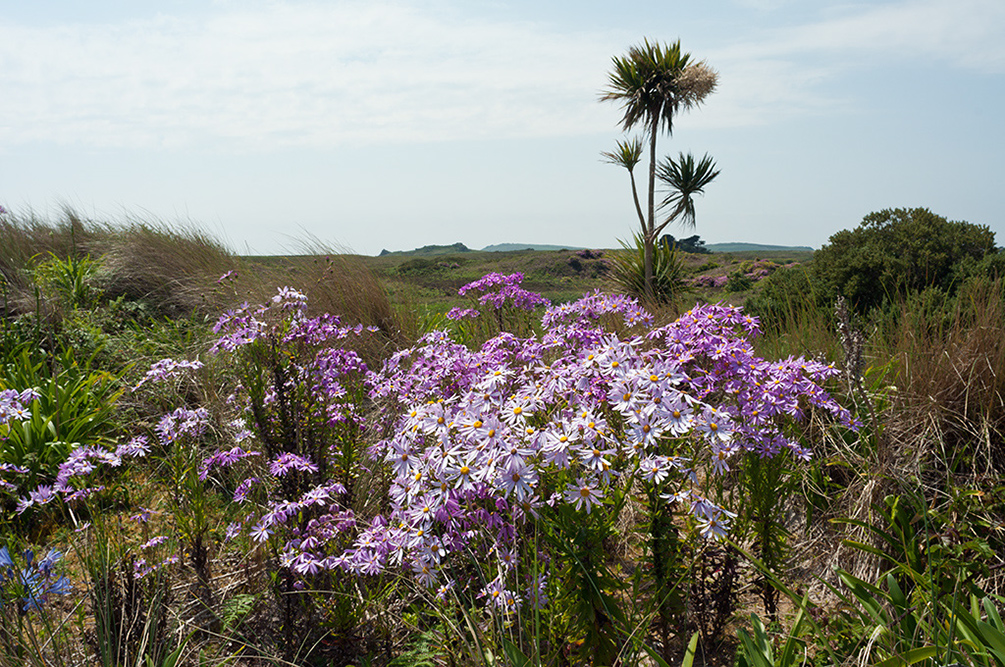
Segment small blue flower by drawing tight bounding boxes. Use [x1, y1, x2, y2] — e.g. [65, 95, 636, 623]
[0, 546, 72, 612]
[38, 550, 62, 576]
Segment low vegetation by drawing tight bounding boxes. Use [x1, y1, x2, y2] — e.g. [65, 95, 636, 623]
[0, 205, 1002, 667]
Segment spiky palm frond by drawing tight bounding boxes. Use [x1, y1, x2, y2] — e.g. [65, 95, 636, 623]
[602, 137, 647, 228]
[657, 152, 720, 229]
[600, 137, 644, 171]
[600, 39, 717, 137]
[609, 232, 686, 305]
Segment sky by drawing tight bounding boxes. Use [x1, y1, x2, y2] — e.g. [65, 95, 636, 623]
[1, 0, 1003, 256]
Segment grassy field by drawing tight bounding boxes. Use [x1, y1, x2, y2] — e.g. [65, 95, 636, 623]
[247, 246, 815, 319]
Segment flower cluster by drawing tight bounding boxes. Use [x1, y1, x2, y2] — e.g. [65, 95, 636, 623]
[332, 293, 852, 608]
[542, 289, 652, 330]
[0, 390, 38, 492]
[457, 272, 550, 311]
[0, 388, 38, 425]
[133, 532, 179, 579]
[9, 279, 851, 622]
[446, 307, 480, 321]
[196, 288, 381, 579]
[156, 407, 210, 444]
[14, 438, 151, 513]
[0, 463, 28, 494]
[132, 358, 204, 391]
[0, 547, 72, 612]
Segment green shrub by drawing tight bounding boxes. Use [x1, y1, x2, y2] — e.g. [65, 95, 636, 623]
[395, 257, 438, 275]
[34, 252, 101, 310]
[813, 207, 996, 313]
[693, 260, 719, 273]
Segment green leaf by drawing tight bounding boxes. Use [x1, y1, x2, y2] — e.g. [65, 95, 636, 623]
[778, 595, 810, 667]
[977, 620, 1005, 657]
[737, 627, 773, 667]
[985, 597, 1005, 632]
[500, 637, 531, 667]
[681, 631, 699, 667]
[642, 644, 674, 667]
[872, 646, 939, 667]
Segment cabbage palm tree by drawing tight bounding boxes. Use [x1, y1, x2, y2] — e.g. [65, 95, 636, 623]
[602, 39, 718, 301]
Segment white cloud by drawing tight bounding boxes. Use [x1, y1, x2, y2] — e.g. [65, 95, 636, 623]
[772, 0, 1005, 71]
[0, 0, 1001, 148]
[0, 1, 617, 150]
[693, 0, 1005, 127]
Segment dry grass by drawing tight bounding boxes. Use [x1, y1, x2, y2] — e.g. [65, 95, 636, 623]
[885, 278, 1005, 478]
[787, 277, 1005, 597]
[251, 240, 401, 330]
[0, 210, 404, 351]
[92, 218, 241, 318]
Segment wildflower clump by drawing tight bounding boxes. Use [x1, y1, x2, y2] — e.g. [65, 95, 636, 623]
[454, 272, 550, 337]
[175, 282, 854, 619]
[349, 293, 853, 608]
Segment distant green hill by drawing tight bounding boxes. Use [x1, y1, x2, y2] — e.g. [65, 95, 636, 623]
[378, 242, 471, 256]
[706, 242, 814, 253]
[480, 243, 585, 252]
[376, 241, 811, 257]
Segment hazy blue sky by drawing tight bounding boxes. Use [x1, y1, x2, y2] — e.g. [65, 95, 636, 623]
[2, 0, 1002, 255]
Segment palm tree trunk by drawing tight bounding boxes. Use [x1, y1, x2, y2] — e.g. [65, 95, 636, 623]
[645, 112, 659, 302]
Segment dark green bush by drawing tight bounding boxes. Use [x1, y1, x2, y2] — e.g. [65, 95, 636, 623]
[813, 207, 995, 313]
